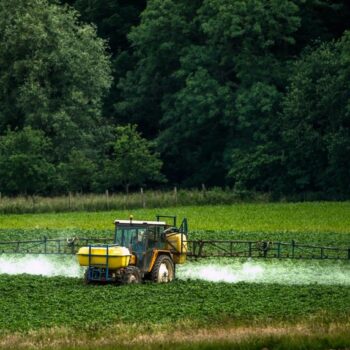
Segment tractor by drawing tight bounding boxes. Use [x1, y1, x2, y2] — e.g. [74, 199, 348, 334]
[76, 215, 188, 284]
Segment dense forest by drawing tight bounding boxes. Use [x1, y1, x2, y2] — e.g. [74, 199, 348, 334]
[0, 0, 350, 198]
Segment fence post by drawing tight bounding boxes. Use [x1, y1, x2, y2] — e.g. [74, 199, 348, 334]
[105, 189, 110, 210]
[123, 195, 127, 210]
[140, 187, 145, 208]
[174, 186, 178, 206]
[68, 192, 72, 210]
[202, 183, 206, 198]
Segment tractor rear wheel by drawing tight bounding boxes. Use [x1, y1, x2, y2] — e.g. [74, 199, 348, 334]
[122, 266, 142, 284]
[151, 255, 175, 283]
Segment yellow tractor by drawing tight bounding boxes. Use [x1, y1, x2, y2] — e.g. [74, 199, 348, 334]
[76, 215, 187, 284]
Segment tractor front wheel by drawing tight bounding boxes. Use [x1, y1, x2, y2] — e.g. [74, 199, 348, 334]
[122, 266, 142, 284]
[151, 255, 175, 283]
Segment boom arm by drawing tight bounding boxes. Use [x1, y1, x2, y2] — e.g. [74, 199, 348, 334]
[1, 237, 349, 260]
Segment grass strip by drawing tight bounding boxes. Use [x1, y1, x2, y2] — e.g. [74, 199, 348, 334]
[1, 321, 349, 350]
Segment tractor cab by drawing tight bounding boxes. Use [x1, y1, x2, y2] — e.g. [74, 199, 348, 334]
[114, 215, 187, 272]
[114, 219, 166, 251]
[114, 218, 167, 270]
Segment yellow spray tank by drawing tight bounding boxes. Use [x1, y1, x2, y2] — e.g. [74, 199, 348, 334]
[77, 246, 131, 269]
[165, 231, 187, 264]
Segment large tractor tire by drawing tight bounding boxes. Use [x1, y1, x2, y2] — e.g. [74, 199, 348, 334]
[122, 266, 142, 284]
[151, 255, 175, 283]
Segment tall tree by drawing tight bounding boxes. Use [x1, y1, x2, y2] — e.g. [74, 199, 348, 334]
[119, 0, 301, 186]
[67, 0, 147, 118]
[0, 128, 55, 195]
[102, 125, 165, 193]
[117, 0, 202, 139]
[197, 0, 301, 191]
[281, 32, 350, 196]
[57, 149, 97, 193]
[0, 0, 112, 160]
[295, 0, 350, 52]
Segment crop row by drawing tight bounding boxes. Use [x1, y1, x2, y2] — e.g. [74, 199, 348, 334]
[0, 274, 349, 333]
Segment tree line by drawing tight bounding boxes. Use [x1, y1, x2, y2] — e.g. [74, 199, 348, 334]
[0, 0, 349, 198]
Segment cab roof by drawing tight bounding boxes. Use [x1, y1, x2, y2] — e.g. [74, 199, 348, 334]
[114, 219, 166, 226]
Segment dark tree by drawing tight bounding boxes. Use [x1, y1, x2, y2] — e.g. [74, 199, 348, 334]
[0, 0, 112, 159]
[281, 32, 350, 196]
[0, 128, 55, 195]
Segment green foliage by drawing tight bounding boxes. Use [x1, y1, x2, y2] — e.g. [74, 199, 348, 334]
[159, 67, 233, 185]
[227, 83, 284, 191]
[0, 0, 112, 160]
[281, 33, 350, 195]
[57, 149, 97, 193]
[201, 0, 300, 191]
[115, 0, 350, 196]
[66, 0, 146, 118]
[103, 125, 165, 192]
[118, 0, 302, 186]
[1, 0, 350, 196]
[0, 128, 55, 195]
[117, 0, 200, 139]
[0, 274, 349, 333]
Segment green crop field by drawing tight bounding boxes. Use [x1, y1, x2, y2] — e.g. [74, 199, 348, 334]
[0, 202, 350, 349]
[1, 202, 350, 232]
[1, 274, 348, 332]
[0, 271, 349, 349]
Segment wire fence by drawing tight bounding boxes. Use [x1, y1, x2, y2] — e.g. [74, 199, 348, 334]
[0, 188, 263, 214]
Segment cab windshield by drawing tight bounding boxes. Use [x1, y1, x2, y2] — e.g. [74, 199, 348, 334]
[115, 226, 146, 247]
[115, 225, 165, 249]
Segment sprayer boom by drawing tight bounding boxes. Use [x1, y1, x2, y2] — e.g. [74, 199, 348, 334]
[1, 237, 349, 261]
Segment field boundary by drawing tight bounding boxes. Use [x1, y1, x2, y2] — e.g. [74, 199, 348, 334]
[0, 189, 268, 214]
[1, 322, 349, 350]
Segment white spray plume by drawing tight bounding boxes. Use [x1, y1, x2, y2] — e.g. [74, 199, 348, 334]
[0, 255, 83, 277]
[0, 255, 349, 286]
[177, 259, 350, 285]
